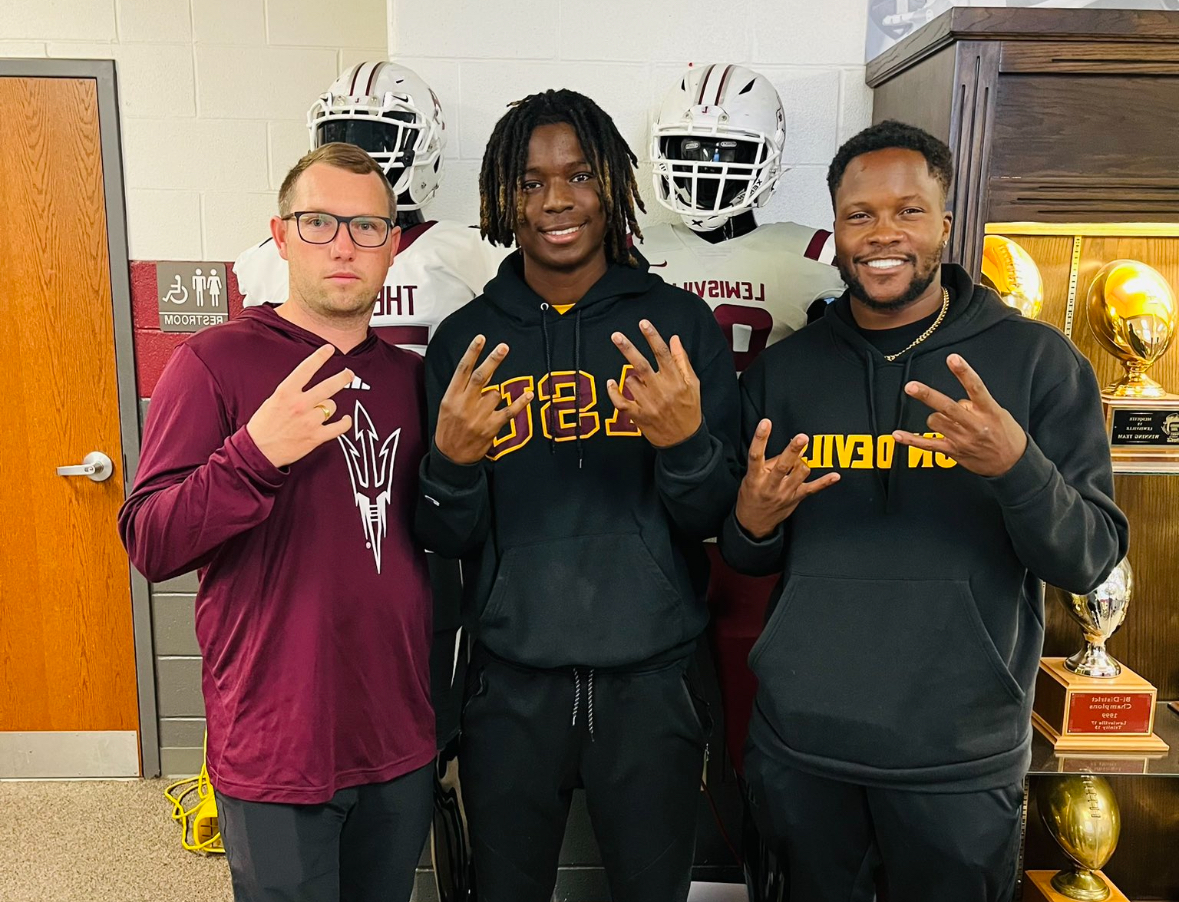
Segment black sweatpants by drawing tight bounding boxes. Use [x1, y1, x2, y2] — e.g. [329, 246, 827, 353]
[460, 649, 710, 902]
[216, 763, 433, 902]
[426, 555, 474, 902]
[745, 745, 1024, 902]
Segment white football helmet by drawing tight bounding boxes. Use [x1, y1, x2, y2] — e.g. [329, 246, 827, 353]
[651, 64, 786, 231]
[307, 61, 446, 211]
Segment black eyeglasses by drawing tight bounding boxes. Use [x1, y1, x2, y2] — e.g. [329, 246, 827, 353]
[282, 211, 395, 248]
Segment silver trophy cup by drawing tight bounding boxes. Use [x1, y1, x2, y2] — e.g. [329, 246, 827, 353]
[1063, 558, 1132, 679]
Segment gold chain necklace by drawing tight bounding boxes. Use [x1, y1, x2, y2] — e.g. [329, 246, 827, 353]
[882, 287, 950, 362]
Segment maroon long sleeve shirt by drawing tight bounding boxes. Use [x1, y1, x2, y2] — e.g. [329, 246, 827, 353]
[119, 306, 434, 803]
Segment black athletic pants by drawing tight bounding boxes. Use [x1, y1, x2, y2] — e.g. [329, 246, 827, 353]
[745, 744, 1023, 902]
[460, 648, 710, 902]
[216, 763, 433, 902]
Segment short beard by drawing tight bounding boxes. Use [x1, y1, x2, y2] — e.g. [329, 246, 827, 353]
[290, 270, 378, 323]
[838, 246, 943, 312]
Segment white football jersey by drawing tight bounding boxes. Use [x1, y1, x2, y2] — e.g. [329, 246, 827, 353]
[638, 221, 846, 371]
[234, 220, 510, 355]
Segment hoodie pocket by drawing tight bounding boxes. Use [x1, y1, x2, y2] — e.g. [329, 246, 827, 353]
[751, 574, 1025, 770]
[479, 534, 684, 668]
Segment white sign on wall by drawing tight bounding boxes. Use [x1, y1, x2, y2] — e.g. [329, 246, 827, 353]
[866, 0, 1179, 61]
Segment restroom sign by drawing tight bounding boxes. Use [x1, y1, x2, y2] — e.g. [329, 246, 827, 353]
[157, 262, 230, 332]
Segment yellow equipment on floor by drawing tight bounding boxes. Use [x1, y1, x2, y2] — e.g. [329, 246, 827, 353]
[163, 734, 224, 854]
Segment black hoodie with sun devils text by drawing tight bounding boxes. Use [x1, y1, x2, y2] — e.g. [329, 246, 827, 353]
[415, 250, 741, 671]
[721, 263, 1129, 792]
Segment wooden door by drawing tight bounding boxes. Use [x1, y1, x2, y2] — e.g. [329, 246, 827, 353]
[0, 74, 141, 776]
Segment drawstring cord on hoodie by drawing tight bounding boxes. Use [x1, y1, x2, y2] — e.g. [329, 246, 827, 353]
[865, 343, 919, 513]
[574, 309, 584, 468]
[571, 667, 595, 739]
[538, 302, 587, 468]
[540, 303, 555, 455]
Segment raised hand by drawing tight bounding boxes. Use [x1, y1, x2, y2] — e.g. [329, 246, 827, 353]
[246, 344, 355, 468]
[605, 320, 702, 448]
[735, 422, 840, 539]
[893, 354, 1027, 477]
[434, 335, 534, 465]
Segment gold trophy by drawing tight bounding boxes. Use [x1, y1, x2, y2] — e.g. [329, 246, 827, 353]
[981, 235, 1044, 319]
[1032, 558, 1167, 754]
[1086, 259, 1179, 472]
[1025, 774, 1127, 902]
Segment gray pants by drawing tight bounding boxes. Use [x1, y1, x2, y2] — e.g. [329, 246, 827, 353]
[216, 763, 433, 902]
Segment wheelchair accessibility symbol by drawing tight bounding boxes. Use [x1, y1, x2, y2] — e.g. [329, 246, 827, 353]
[161, 274, 189, 305]
[156, 261, 230, 333]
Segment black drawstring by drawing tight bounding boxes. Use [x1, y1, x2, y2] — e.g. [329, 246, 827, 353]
[865, 353, 889, 506]
[574, 309, 584, 469]
[886, 356, 917, 514]
[540, 303, 555, 454]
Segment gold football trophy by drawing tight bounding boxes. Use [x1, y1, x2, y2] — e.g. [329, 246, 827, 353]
[1086, 259, 1179, 471]
[1033, 558, 1167, 754]
[1025, 774, 1126, 902]
[981, 235, 1044, 319]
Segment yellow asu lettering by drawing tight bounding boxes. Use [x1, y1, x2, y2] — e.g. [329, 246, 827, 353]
[484, 365, 641, 459]
[539, 371, 600, 441]
[804, 434, 956, 470]
[605, 365, 642, 437]
[483, 375, 535, 461]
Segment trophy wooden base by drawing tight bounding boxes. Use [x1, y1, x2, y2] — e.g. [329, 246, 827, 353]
[1103, 394, 1179, 474]
[1024, 870, 1129, 902]
[1032, 658, 1169, 753]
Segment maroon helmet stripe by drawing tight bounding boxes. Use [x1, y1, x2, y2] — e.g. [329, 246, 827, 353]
[714, 64, 735, 104]
[348, 63, 364, 94]
[696, 64, 716, 104]
[804, 229, 833, 261]
[365, 60, 384, 95]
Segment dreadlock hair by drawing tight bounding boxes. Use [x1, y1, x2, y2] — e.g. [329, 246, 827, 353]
[479, 88, 645, 266]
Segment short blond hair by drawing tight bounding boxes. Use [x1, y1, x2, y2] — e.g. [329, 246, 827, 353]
[278, 143, 398, 218]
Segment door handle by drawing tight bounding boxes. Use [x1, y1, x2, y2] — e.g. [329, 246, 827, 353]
[56, 451, 114, 483]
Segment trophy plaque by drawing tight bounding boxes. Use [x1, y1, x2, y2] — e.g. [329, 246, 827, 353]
[1025, 774, 1127, 902]
[1032, 559, 1168, 753]
[1085, 259, 1179, 473]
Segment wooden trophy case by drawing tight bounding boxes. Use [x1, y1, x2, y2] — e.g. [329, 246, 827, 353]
[869, 8, 1179, 899]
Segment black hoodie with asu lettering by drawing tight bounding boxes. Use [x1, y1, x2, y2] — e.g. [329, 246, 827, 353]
[415, 250, 741, 671]
[721, 263, 1129, 792]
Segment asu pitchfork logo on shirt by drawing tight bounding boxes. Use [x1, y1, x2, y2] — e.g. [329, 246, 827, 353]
[338, 402, 401, 573]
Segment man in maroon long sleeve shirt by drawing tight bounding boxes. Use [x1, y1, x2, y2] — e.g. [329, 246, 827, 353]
[119, 143, 435, 902]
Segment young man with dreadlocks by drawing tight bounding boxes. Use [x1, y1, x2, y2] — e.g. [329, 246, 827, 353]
[415, 89, 741, 902]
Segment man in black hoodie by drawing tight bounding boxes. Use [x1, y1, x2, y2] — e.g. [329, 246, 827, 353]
[720, 121, 1129, 902]
[414, 90, 741, 902]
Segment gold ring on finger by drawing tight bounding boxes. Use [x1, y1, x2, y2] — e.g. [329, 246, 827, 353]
[315, 403, 331, 422]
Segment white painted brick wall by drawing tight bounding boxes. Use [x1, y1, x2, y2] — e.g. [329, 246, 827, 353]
[1, 0, 871, 256]
[0, 0, 389, 260]
[389, 0, 873, 233]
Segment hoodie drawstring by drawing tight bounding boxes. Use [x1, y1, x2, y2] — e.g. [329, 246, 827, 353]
[571, 667, 595, 739]
[885, 356, 917, 513]
[864, 353, 890, 505]
[574, 309, 584, 469]
[539, 303, 586, 466]
[540, 303, 555, 455]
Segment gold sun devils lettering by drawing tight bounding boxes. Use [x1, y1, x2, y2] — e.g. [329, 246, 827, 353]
[802, 434, 957, 470]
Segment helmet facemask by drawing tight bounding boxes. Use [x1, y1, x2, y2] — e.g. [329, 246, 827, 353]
[307, 78, 444, 211]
